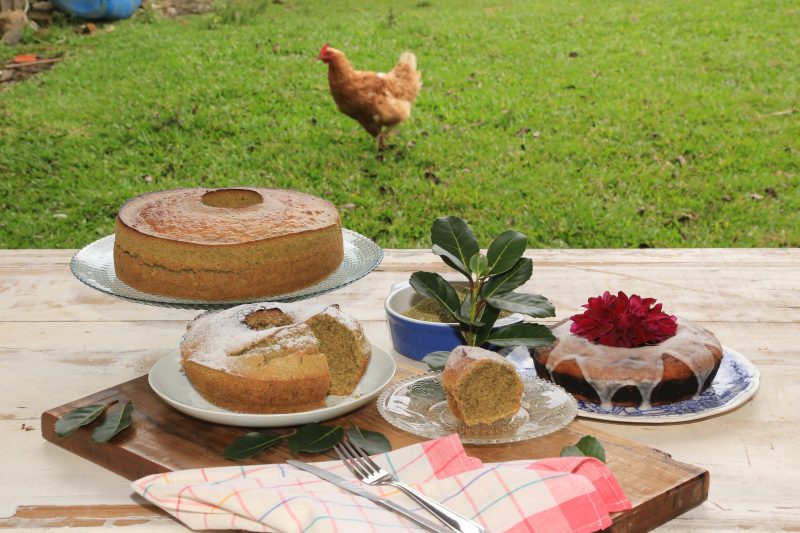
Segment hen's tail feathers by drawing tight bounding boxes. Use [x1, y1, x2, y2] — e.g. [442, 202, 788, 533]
[398, 51, 417, 71]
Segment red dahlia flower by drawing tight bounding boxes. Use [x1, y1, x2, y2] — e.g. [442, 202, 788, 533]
[569, 291, 677, 348]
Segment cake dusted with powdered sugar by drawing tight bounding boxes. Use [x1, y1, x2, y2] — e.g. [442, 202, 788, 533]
[180, 302, 371, 413]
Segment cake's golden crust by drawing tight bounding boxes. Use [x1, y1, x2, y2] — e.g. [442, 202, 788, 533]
[118, 187, 341, 243]
[183, 357, 330, 414]
[113, 187, 344, 300]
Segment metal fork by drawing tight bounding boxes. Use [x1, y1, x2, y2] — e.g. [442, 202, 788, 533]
[334, 441, 488, 533]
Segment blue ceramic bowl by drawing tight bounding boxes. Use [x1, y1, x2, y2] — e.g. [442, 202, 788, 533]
[385, 282, 523, 361]
[52, 0, 141, 20]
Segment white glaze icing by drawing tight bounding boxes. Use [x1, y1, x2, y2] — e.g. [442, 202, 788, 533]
[544, 318, 721, 409]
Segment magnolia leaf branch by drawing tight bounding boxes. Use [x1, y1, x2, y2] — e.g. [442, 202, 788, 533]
[411, 217, 556, 358]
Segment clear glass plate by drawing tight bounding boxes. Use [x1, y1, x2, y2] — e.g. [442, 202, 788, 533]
[377, 373, 577, 445]
[70, 229, 383, 309]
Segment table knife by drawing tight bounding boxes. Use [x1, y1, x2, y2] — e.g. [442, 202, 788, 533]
[286, 459, 447, 533]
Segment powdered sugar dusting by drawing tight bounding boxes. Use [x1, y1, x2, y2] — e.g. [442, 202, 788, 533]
[450, 345, 516, 368]
[318, 304, 361, 330]
[181, 301, 360, 372]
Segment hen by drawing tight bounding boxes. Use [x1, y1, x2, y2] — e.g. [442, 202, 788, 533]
[318, 44, 422, 152]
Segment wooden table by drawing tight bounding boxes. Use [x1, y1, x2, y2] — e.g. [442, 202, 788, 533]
[0, 248, 798, 532]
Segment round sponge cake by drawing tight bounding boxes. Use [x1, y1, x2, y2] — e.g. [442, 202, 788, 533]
[532, 318, 723, 409]
[114, 187, 343, 300]
[180, 302, 372, 414]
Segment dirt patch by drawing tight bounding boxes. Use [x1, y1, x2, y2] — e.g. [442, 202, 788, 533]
[0, 0, 212, 87]
[1, 55, 63, 85]
[147, 0, 214, 17]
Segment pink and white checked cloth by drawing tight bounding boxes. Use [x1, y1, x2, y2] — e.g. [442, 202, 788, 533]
[132, 434, 630, 532]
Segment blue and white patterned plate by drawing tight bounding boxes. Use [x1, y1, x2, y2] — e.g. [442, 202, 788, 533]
[569, 347, 759, 423]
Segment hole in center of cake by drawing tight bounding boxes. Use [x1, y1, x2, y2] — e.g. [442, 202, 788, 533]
[201, 189, 263, 208]
[244, 308, 293, 330]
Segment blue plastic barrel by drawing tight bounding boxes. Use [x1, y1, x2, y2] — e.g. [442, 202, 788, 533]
[52, 0, 141, 20]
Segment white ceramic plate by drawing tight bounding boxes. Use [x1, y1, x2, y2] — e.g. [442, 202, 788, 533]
[70, 229, 382, 310]
[574, 347, 759, 423]
[148, 344, 396, 427]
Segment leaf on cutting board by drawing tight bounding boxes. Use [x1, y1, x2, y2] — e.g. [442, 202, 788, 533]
[560, 435, 607, 463]
[288, 423, 344, 454]
[223, 431, 284, 461]
[55, 401, 115, 438]
[90, 401, 134, 443]
[346, 425, 391, 455]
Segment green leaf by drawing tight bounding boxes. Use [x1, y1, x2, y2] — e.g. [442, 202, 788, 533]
[486, 230, 527, 275]
[346, 426, 392, 455]
[422, 351, 450, 370]
[90, 402, 134, 443]
[55, 403, 111, 438]
[575, 435, 607, 463]
[288, 423, 344, 454]
[433, 244, 471, 278]
[460, 289, 474, 321]
[431, 217, 480, 276]
[481, 258, 533, 298]
[485, 292, 556, 318]
[560, 435, 607, 463]
[468, 253, 488, 277]
[223, 431, 283, 460]
[483, 322, 555, 347]
[560, 445, 585, 457]
[474, 304, 501, 347]
[409, 272, 481, 326]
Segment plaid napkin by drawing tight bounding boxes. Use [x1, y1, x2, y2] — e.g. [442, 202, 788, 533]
[132, 434, 630, 532]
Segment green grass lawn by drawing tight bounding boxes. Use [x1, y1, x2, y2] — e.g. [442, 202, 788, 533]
[1, 0, 798, 249]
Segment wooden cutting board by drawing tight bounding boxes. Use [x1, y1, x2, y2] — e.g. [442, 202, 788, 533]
[41, 367, 708, 532]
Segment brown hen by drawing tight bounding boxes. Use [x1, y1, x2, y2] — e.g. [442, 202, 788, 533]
[318, 44, 422, 152]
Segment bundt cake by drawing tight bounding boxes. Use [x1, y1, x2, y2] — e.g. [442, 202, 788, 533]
[532, 292, 724, 409]
[442, 345, 524, 426]
[114, 187, 344, 300]
[180, 302, 372, 413]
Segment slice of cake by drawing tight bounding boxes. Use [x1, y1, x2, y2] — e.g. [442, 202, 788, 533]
[442, 345, 524, 426]
[302, 306, 371, 395]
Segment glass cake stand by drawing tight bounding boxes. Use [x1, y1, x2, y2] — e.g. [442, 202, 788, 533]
[377, 373, 577, 445]
[70, 228, 383, 310]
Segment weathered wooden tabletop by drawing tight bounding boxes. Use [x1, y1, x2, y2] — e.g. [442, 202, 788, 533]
[0, 248, 798, 532]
